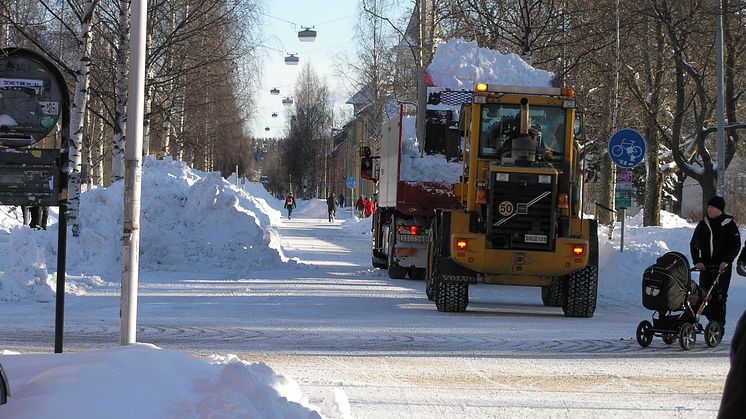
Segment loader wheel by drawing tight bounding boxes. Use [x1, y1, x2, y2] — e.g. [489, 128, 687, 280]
[679, 323, 696, 350]
[435, 282, 469, 312]
[704, 321, 722, 348]
[541, 277, 565, 307]
[562, 265, 598, 318]
[636, 320, 653, 348]
[387, 226, 408, 279]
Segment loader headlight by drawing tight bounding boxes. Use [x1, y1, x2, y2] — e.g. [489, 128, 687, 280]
[538, 175, 552, 184]
[495, 173, 509, 182]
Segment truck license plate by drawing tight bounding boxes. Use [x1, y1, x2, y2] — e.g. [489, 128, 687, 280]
[399, 234, 428, 243]
[524, 234, 547, 243]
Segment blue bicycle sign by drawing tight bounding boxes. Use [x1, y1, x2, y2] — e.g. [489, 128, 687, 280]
[608, 129, 646, 168]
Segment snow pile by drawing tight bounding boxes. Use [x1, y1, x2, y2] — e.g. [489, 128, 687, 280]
[0, 157, 289, 302]
[427, 38, 556, 89]
[340, 213, 372, 236]
[399, 115, 462, 183]
[0, 226, 54, 302]
[597, 210, 708, 301]
[0, 344, 349, 419]
[293, 199, 330, 219]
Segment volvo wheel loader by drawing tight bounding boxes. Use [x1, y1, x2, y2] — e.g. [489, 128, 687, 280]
[426, 83, 599, 317]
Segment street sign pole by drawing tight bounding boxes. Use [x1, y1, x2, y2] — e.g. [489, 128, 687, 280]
[608, 128, 646, 253]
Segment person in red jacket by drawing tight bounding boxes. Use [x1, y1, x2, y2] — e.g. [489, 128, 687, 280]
[363, 197, 374, 217]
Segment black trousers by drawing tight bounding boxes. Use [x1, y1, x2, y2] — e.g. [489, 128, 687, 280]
[699, 268, 732, 325]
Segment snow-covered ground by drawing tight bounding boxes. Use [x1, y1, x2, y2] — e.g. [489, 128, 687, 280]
[0, 157, 743, 418]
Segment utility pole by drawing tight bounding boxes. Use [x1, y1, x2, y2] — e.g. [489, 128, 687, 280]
[415, 0, 427, 153]
[120, 0, 148, 346]
[715, 0, 725, 197]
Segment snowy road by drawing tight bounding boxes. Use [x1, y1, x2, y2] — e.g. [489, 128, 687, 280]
[1, 212, 731, 418]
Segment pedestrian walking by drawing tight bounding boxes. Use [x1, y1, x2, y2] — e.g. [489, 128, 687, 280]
[690, 195, 741, 333]
[326, 193, 337, 223]
[284, 193, 296, 219]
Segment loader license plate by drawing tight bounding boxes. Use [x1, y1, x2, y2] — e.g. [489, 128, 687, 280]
[524, 234, 547, 244]
[399, 234, 428, 243]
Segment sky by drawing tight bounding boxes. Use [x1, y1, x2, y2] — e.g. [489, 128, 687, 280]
[250, 0, 363, 138]
[0, 38, 743, 418]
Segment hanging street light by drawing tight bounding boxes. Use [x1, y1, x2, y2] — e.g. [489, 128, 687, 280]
[270, 87, 280, 95]
[298, 27, 317, 42]
[284, 53, 299, 65]
[264, 127, 270, 131]
[271, 112, 278, 118]
[282, 97, 293, 105]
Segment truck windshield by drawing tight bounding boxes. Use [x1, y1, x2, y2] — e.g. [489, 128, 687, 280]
[479, 104, 566, 159]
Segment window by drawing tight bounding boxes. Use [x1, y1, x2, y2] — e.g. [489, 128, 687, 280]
[478, 104, 566, 160]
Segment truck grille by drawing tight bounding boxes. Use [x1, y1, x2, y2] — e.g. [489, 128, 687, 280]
[486, 172, 556, 251]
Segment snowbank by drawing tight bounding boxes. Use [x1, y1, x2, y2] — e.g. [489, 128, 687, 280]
[0, 344, 349, 419]
[0, 157, 290, 302]
[427, 38, 556, 89]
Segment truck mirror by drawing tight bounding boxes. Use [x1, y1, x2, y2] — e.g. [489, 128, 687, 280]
[574, 111, 585, 141]
[361, 156, 374, 180]
[359, 146, 371, 157]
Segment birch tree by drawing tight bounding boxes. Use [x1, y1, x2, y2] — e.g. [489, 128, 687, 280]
[67, 0, 99, 237]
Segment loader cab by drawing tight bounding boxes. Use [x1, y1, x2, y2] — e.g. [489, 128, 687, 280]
[477, 103, 567, 163]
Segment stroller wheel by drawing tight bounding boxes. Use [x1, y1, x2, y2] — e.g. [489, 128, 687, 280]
[679, 323, 696, 350]
[636, 320, 653, 347]
[662, 334, 677, 345]
[704, 321, 723, 348]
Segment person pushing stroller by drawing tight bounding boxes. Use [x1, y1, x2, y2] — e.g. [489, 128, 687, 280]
[690, 196, 741, 334]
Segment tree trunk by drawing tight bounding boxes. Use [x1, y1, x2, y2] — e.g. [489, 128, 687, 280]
[67, 0, 98, 237]
[642, 123, 662, 226]
[111, 0, 129, 183]
[142, 33, 154, 159]
[672, 174, 684, 216]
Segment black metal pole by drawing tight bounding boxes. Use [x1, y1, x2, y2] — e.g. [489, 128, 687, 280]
[54, 200, 68, 353]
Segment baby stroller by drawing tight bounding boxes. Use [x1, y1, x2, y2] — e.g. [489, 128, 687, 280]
[635, 251, 724, 351]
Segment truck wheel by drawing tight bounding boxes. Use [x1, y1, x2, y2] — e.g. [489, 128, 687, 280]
[435, 282, 469, 312]
[410, 268, 426, 280]
[372, 252, 389, 269]
[541, 277, 564, 307]
[562, 265, 598, 318]
[387, 226, 408, 279]
[0, 361, 8, 405]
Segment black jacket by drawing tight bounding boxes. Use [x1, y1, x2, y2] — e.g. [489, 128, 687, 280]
[690, 213, 741, 268]
[719, 310, 746, 418]
[326, 196, 337, 211]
